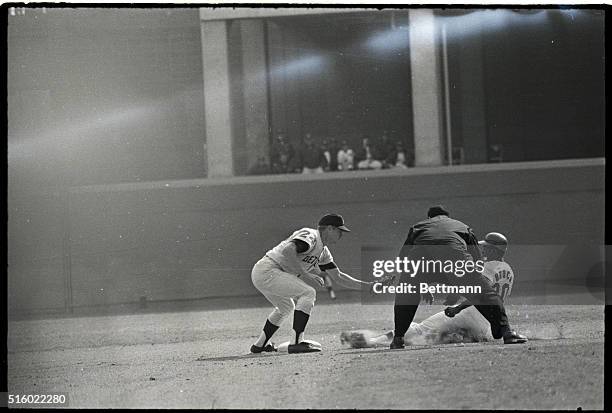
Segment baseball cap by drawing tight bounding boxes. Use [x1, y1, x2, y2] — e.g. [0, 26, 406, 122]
[318, 213, 351, 232]
[478, 232, 508, 253]
[427, 205, 450, 218]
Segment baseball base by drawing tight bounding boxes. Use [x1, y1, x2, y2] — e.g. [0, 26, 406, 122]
[277, 339, 322, 352]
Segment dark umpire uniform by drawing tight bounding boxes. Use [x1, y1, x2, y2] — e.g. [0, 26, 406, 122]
[391, 205, 527, 348]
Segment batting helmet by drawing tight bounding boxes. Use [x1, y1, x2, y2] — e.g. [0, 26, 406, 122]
[478, 232, 508, 254]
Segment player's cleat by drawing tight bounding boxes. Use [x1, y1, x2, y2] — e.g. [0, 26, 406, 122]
[250, 343, 278, 353]
[503, 331, 528, 344]
[287, 341, 322, 354]
[390, 336, 405, 349]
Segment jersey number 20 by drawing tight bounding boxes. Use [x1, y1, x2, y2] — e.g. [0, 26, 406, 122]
[492, 283, 510, 301]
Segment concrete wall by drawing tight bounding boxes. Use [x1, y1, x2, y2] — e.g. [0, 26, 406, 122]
[7, 159, 604, 315]
[8, 189, 67, 313]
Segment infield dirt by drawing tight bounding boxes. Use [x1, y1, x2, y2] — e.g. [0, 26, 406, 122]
[7, 301, 604, 409]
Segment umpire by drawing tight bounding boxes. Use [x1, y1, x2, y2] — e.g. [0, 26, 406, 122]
[391, 205, 527, 349]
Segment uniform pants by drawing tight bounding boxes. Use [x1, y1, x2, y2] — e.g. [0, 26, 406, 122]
[251, 256, 316, 327]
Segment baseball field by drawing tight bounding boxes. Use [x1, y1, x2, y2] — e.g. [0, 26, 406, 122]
[7, 293, 604, 409]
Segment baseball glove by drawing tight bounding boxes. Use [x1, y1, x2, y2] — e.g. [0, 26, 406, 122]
[377, 272, 398, 286]
[444, 306, 460, 317]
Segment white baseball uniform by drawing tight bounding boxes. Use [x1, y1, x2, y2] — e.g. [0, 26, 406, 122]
[252, 228, 333, 326]
[405, 259, 515, 343]
[343, 259, 516, 347]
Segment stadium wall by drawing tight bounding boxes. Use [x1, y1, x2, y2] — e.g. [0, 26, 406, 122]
[7, 159, 604, 316]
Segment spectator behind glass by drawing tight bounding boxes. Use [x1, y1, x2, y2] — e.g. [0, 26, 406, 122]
[488, 144, 503, 162]
[327, 138, 340, 172]
[374, 130, 395, 169]
[356, 137, 382, 170]
[270, 133, 295, 174]
[321, 138, 331, 172]
[248, 156, 271, 175]
[390, 141, 409, 169]
[298, 133, 327, 174]
[353, 135, 368, 165]
[337, 140, 354, 171]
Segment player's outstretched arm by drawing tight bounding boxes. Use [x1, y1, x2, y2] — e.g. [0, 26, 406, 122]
[324, 267, 372, 290]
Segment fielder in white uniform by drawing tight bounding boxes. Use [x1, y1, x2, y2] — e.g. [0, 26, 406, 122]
[341, 232, 515, 347]
[251, 213, 374, 354]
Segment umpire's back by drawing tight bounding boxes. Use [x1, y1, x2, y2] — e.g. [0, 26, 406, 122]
[403, 205, 482, 262]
